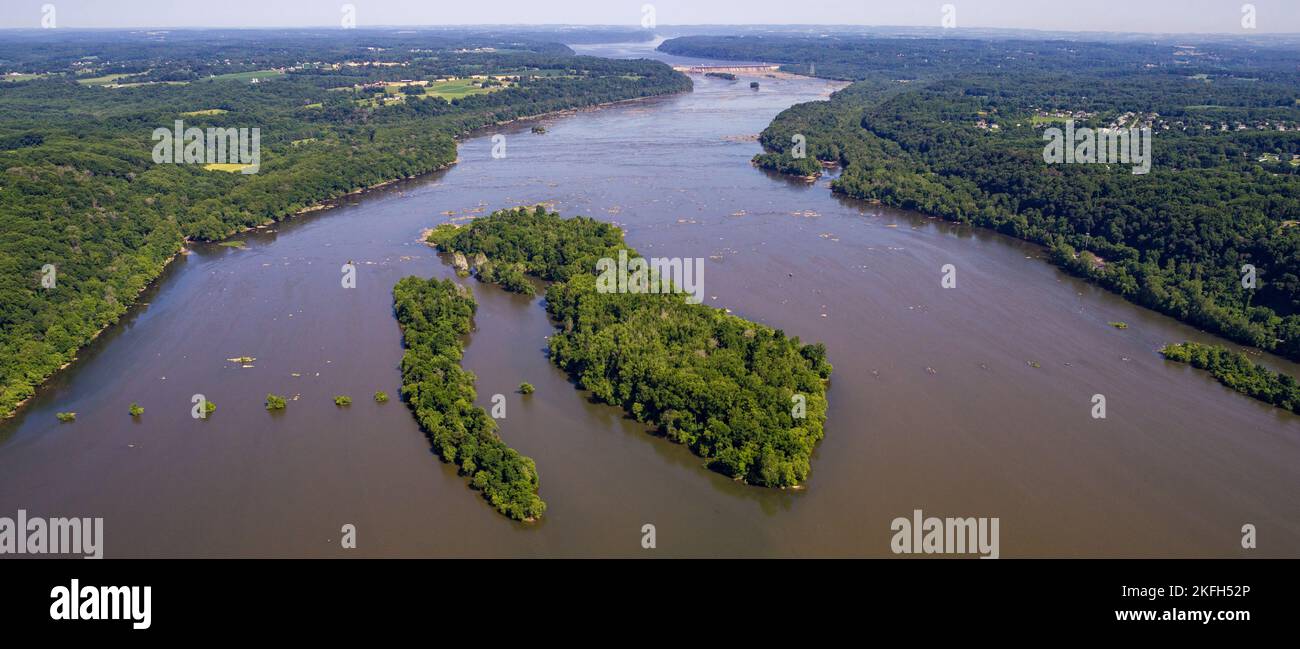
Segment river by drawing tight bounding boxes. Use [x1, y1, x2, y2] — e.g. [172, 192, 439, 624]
[0, 41, 1295, 558]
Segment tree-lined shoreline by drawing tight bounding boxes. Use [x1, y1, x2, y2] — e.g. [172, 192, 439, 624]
[0, 33, 691, 419]
[660, 35, 1300, 379]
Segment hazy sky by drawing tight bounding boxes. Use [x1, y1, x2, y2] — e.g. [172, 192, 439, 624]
[4, 0, 1298, 34]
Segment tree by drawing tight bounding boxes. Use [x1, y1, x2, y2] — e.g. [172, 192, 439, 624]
[265, 394, 287, 410]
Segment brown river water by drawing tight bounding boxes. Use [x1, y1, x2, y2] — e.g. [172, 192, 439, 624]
[0, 42, 1296, 557]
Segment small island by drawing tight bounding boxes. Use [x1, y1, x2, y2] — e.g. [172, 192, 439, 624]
[1161, 342, 1300, 414]
[392, 276, 546, 521]
[752, 151, 821, 179]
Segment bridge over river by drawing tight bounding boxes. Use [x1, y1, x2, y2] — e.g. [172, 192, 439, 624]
[672, 64, 781, 74]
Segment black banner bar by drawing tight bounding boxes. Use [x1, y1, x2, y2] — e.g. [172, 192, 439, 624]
[0, 559, 1289, 638]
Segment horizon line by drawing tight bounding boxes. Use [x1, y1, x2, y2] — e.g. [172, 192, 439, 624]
[0, 24, 1297, 38]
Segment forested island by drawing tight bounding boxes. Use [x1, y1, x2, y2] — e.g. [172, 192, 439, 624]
[428, 207, 833, 487]
[0, 30, 691, 418]
[393, 275, 545, 521]
[660, 35, 1300, 371]
[1161, 342, 1300, 414]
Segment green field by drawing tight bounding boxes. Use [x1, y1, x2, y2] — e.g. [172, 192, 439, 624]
[180, 108, 228, 116]
[357, 78, 510, 107]
[113, 81, 189, 88]
[203, 163, 256, 173]
[506, 68, 577, 78]
[77, 73, 132, 85]
[424, 78, 509, 100]
[209, 69, 285, 82]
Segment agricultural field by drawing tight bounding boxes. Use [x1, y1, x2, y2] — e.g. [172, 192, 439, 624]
[426, 78, 510, 99]
[76, 72, 133, 85]
[1, 72, 45, 82]
[356, 78, 513, 107]
[202, 163, 256, 173]
[208, 69, 285, 81]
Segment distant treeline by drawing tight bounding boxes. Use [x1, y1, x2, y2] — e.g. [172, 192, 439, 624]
[430, 207, 833, 487]
[0, 28, 658, 77]
[393, 276, 545, 521]
[658, 34, 1300, 82]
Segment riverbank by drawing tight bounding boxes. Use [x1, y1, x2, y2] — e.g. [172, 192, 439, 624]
[0, 87, 690, 422]
[2, 247, 184, 420]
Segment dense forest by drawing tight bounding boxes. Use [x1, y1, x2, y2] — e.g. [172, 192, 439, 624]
[1161, 342, 1300, 414]
[393, 275, 545, 521]
[658, 34, 1300, 82]
[0, 30, 691, 418]
[662, 35, 1300, 366]
[430, 207, 833, 487]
